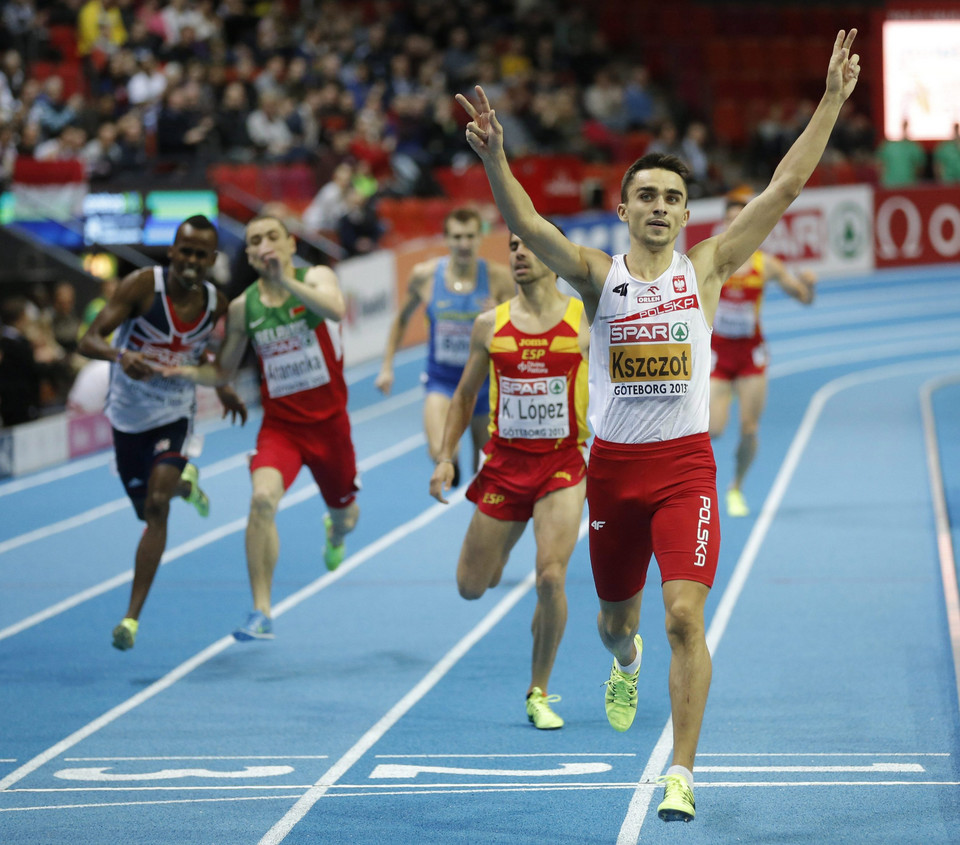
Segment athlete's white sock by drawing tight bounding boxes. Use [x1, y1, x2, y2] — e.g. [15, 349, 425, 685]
[666, 764, 694, 789]
[616, 643, 641, 675]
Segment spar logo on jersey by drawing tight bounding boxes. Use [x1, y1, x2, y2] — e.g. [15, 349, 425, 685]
[672, 275, 687, 293]
[670, 322, 689, 342]
[637, 285, 661, 304]
[610, 322, 669, 344]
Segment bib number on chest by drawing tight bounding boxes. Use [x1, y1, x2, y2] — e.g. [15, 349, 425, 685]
[498, 376, 570, 439]
[261, 332, 331, 398]
[713, 301, 757, 338]
[434, 319, 472, 366]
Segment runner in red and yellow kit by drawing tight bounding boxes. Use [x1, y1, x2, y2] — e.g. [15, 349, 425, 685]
[709, 197, 815, 517]
[429, 230, 590, 730]
[169, 214, 359, 642]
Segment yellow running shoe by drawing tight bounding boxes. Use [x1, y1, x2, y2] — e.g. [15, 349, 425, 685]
[657, 773, 696, 822]
[525, 687, 564, 729]
[323, 513, 345, 571]
[112, 617, 138, 651]
[726, 487, 749, 518]
[181, 463, 210, 518]
[604, 634, 642, 732]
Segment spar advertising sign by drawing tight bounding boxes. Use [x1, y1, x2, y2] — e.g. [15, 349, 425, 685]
[558, 185, 874, 278]
[874, 186, 960, 268]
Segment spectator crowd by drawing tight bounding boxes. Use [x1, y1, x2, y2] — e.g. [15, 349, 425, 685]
[1, 0, 959, 427]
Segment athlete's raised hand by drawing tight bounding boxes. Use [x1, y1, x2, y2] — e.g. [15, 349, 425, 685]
[825, 29, 860, 101]
[455, 85, 504, 161]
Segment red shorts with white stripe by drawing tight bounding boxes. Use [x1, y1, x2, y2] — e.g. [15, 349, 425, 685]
[587, 432, 719, 601]
[710, 334, 768, 381]
[250, 410, 359, 508]
[467, 441, 586, 522]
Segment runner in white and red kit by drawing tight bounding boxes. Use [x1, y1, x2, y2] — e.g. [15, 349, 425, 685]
[457, 29, 861, 822]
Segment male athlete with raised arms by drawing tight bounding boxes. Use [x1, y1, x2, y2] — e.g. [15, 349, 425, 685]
[457, 30, 860, 822]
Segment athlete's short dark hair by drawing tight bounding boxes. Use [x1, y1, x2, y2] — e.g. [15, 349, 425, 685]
[176, 215, 218, 243]
[620, 154, 691, 204]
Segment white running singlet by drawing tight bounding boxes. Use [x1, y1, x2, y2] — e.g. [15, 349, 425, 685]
[588, 252, 712, 444]
[106, 267, 218, 433]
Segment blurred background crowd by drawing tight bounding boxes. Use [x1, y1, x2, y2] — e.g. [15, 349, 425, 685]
[2, 0, 959, 427]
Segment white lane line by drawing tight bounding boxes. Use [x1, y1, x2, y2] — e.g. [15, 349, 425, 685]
[373, 753, 638, 758]
[766, 296, 960, 333]
[11, 778, 960, 814]
[920, 373, 960, 714]
[695, 764, 924, 773]
[0, 472, 466, 794]
[348, 387, 421, 424]
[258, 517, 589, 845]
[0, 452, 250, 558]
[0, 433, 424, 644]
[769, 334, 960, 378]
[0, 394, 423, 558]
[1, 794, 307, 813]
[64, 756, 330, 761]
[771, 318, 960, 356]
[616, 356, 960, 844]
[696, 752, 950, 757]
[0, 453, 114, 497]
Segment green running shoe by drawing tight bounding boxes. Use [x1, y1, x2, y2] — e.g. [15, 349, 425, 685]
[657, 774, 696, 823]
[323, 513, 345, 571]
[525, 687, 564, 729]
[181, 463, 209, 518]
[112, 617, 138, 651]
[726, 487, 749, 517]
[604, 634, 642, 732]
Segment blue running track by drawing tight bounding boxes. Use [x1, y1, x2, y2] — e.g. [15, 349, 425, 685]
[1, 264, 959, 844]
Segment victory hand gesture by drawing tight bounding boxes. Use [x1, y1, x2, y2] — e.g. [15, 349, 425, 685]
[455, 85, 504, 160]
[825, 29, 860, 101]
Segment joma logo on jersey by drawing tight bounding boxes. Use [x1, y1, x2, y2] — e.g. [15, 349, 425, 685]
[482, 493, 505, 505]
[610, 323, 669, 344]
[519, 338, 548, 347]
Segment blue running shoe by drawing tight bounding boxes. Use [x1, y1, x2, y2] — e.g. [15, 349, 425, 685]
[233, 610, 274, 641]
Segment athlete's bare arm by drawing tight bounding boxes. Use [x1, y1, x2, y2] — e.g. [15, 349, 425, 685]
[456, 86, 611, 321]
[375, 259, 436, 395]
[690, 29, 860, 322]
[78, 268, 158, 380]
[764, 254, 816, 304]
[162, 295, 249, 386]
[272, 261, 346, 321]
[429, 308, 496, 503]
